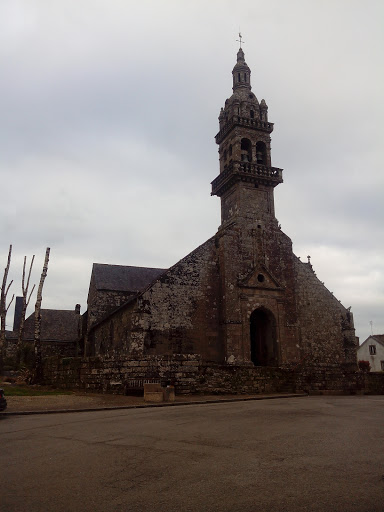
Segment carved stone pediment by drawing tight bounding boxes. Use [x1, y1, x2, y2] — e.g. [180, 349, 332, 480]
[239, 264, 284, 291]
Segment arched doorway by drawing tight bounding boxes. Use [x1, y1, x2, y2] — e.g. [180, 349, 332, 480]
[250, 308, 278, 366]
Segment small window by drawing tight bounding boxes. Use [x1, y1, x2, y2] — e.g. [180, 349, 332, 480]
[250, 110, 254, 119]
[244, 73, 247, 82]
[257, 274, 265, 283]
[369, 345, 376, 355]
[381, 361, 384, 371]
[238, 73, 241, 81]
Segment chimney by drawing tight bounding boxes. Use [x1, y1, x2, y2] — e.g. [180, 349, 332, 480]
[75, 304, 81, 314]
[13, 296, 23, 332]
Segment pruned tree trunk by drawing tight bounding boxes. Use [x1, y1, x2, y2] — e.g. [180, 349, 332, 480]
[33, 248, 50, 383]
[17, 255, 35, 366]
[0, 245, 14, 370]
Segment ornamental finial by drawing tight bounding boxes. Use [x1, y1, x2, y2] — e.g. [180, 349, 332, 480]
[236, 31, 244, 48]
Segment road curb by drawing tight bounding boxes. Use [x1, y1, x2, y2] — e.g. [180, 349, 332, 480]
[0, 393, 308, 416]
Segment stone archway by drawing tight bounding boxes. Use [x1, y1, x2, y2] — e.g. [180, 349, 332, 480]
[250, 308, 278, 366]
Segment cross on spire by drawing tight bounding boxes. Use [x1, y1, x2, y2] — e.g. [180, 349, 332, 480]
[236, 32, 244, 48]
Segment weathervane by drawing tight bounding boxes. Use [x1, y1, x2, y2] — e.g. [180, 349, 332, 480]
[236, 31, 244, 48]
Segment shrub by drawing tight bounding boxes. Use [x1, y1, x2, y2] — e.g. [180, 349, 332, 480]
[358, 360, 371, 373]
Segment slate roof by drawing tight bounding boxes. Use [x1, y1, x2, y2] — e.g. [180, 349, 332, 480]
[359, 334, 384, 348]
[20, 310, 80, 342]
[91, 263, 167, 293]
[372, 335, 384, 345]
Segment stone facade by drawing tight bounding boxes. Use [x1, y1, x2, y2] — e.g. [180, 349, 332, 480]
[83, 47, 357, 376]
[87, 238, 222, 361]
[87, 263, 166, 330]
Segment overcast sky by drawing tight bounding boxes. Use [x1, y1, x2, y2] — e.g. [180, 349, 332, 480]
[1, 0, 383, 343]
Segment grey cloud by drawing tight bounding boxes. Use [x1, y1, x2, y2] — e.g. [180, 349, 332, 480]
[1, 0, 383, 342]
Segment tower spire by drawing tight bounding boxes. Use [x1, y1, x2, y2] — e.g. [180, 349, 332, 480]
[232, 44, 251, 91]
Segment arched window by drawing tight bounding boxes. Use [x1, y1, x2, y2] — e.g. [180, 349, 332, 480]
[241, 138, 252, 162]
[250, 110, 254, 119]
[256, 141, 267, 165]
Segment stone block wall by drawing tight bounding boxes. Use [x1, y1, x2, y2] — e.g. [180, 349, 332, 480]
[195, 364, 294, 394]
[294, 258, 357, 367]
[87, 287, 135, 330]
[294, 365, 384, 395]
[43, 354, 202, 394]
[88, 237, 223, 362]
[43, 355, 292, 395]
[43, 356, 384, 396]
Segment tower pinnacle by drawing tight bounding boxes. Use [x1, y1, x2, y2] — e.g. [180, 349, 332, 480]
[232, 46, 251, 91]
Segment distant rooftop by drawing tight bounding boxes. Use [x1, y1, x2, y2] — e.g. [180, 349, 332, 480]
[6, 309, 81, 342]
[92, 263, 167, 293]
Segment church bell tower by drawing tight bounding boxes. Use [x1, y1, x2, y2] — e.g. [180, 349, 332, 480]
[211, 46, 283, 226]
[211, 45, 296, 366]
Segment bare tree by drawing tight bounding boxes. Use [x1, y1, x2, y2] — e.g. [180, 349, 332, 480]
[17, 255, 36, 365]
[33, 247, 50, 383]
[0, 245, 15, 368]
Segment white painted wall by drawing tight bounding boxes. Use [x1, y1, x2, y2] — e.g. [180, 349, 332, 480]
[357, 336, 384, 372]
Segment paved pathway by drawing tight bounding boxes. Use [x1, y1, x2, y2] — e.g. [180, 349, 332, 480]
[1, 396, 384, 512]
[2, 391, 305, 414]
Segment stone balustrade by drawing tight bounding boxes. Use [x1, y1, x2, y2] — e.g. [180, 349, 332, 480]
[211, 161, 283, 196]
[216, 115, 274, 143]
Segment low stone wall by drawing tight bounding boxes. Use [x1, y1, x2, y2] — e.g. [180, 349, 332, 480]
[294, 365, 384, 395]
[42, 356, 384, 396]
[362, 372, 384, 394]
[194, 364, 294, 394]
[42, 355, 294, 395]
[43, 355, 202, 394]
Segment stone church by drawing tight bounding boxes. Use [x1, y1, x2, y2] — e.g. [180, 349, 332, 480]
[82, 46, 357, 376]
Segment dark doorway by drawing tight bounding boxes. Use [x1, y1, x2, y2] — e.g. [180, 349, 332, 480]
[250, 308, 278, 366]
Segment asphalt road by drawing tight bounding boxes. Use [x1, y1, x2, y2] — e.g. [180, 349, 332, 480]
[2, 396, 384, 512]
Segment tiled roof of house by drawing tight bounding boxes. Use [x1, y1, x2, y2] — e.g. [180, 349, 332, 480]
[92, 263, 166, 293]
[359, 334, 384, 349]
[21, 310, 80, 342]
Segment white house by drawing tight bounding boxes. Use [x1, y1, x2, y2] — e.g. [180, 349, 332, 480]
[357, 335, 384, 372]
